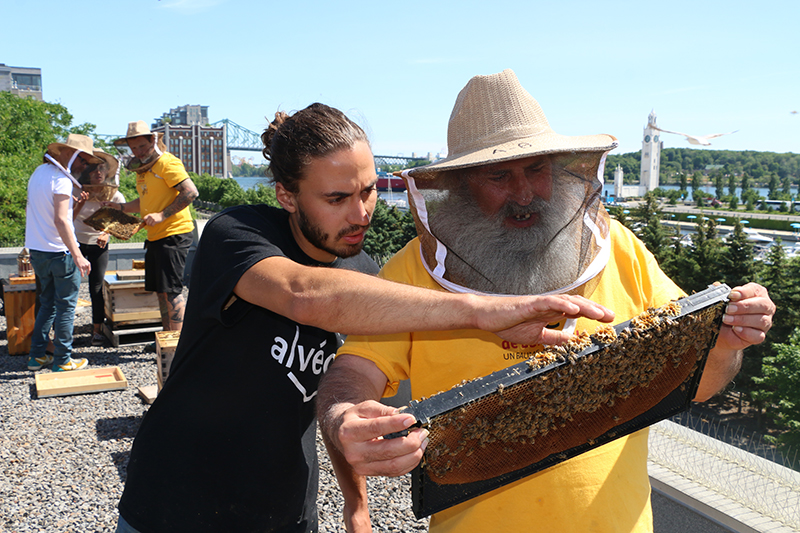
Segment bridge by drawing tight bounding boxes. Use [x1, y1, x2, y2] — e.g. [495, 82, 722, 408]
[211, 119, 430, 169]
[98, 119, 431, 170]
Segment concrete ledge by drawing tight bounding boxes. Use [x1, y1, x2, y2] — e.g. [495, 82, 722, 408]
[0, 220, 206, 283]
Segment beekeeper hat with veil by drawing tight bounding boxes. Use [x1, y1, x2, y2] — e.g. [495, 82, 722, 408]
[398, 69, 618, 299]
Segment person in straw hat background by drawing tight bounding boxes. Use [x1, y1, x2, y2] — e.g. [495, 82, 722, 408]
[73, 149, 126, 346]
[317, 69, 775, 532]
[108, 120, 198, 332]
[25, 133, 100, 372]
[114, 102, 615, 533]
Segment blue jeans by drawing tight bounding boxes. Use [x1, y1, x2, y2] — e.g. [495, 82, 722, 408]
[30, 250, 80, 365]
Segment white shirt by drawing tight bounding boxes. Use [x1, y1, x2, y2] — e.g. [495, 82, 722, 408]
[25, 162, 74, 252]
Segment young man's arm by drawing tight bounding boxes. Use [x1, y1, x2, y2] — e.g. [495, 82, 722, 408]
[317, 354, 424, 478]
[233, 255, 614, 340]
[321, 433, 373, 533]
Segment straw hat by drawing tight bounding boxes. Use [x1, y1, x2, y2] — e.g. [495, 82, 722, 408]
[408, 69, 617, 178]
[113, 120, 156, 146]
[92, 150, 120, 185]
[47, 134, 103, 165]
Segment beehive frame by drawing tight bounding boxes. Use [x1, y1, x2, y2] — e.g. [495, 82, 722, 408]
[398, 284, 730, 518]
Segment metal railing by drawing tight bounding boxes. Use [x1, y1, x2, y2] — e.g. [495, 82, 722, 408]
[649, 412, 800, 529]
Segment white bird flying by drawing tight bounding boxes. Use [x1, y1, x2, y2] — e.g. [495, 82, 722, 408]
[647, 123, 738, 146]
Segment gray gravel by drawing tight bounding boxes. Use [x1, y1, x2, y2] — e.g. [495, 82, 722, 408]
[0, 284, 428, 532]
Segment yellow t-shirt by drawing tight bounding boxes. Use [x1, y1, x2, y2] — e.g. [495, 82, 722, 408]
[136, 152, 194, 242]
[340, 220, 684, 533]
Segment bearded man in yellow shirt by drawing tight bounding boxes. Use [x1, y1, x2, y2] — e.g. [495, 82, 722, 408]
[317, 69, 775, 533]
[110, 121, 199, 331]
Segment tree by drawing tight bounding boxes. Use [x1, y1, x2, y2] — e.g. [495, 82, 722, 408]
[713, 172, 724, 199]
[767, 174, 780, 199]
[0, 92, 95, 246]
[718, 221, 756, 289]
[685, 217, 723, 293]
[660, 227, 700, 292]
[740, 172, 751, 193]
[362, 199, 417, 265]
[753, 328, 800, 448]
[635, 193, 671, 263]
[727, 173, 737, 198]
[690, 171, 703, 199]
[744, 243, 800, 431]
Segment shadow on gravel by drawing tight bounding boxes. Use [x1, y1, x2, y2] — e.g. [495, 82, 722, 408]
[97, 415, 144, 441]
[112, 450, 132, 483]
[97, 416, 144, 483]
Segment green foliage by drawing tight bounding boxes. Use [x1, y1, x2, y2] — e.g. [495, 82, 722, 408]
[633, 193, 671, 264]
[615, 148, 800, 185]
[362, 199, 417, 266]
[718, 221, 757, 289]
[231, 160, 269, 178]
[753, 329, 800, 447]
[192, 173, 278, 209]
[378, 160, 431, 173]
[0, 93, 95, 246]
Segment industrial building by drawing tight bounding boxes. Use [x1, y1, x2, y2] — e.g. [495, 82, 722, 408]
[151, 105, 228, 178]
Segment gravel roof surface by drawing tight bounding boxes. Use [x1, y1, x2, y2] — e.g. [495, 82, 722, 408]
[0, 284, 427, 532]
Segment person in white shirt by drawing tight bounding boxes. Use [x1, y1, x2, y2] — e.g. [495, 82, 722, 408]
[25, 134, 98, 372]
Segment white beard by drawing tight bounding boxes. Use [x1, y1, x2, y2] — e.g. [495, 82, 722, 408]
[427, 178, 588, 295]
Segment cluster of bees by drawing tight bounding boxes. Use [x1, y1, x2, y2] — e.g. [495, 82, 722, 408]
[423, 299, 725, 484]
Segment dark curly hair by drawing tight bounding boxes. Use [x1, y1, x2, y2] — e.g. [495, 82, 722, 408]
[261, 103, 370, 193]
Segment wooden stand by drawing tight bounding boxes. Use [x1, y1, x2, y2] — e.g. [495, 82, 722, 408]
[155, 330, 180, 391]
[102, 271, 162, 346]
[2, 278, 37, 355]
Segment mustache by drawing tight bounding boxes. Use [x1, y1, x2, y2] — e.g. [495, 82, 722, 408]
[497, 198, 549, 218]
[337, 223, 370, 240]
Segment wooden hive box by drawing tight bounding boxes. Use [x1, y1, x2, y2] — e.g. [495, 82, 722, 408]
[2, 279, 37, 355]
[156, 330, 181, 391]
[103, 271, 160, 324]
[35, 366, 128, 398]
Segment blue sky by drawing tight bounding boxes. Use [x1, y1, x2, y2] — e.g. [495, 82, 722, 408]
[3, 0, 797, 164]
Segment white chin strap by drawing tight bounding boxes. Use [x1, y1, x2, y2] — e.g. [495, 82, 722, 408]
[45, 153, 83, 188]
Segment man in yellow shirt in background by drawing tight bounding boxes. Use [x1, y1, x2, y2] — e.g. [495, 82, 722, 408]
[317, 69, 776, 532]
[110, 121, 198, 331]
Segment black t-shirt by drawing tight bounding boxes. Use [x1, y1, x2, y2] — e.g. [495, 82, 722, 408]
[118, 205, 379, 533]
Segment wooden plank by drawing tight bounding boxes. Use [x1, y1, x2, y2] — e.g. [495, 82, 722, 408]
[115, 269, 145, 281]
[155, 331, 181, 390]
[108, 289, 159, 314]
[9, 275, 36, 285]
[137, 385, 158, 404]
[35, 366, 128, 398]
[106, 309, 162, 322]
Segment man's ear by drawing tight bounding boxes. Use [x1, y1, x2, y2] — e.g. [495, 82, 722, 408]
[275, 182, 297, 213]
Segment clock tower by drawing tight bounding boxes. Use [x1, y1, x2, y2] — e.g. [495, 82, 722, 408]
[640, 110, 661, 192]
